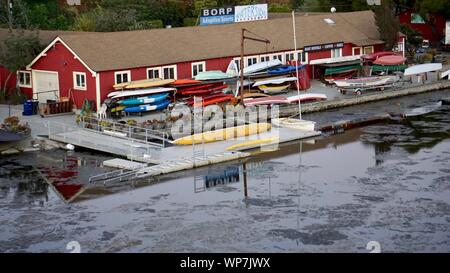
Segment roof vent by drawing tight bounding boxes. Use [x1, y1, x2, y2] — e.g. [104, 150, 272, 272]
[324, 18, 335, 25]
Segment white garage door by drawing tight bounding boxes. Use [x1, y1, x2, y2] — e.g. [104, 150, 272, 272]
[33, 70, 59, 103]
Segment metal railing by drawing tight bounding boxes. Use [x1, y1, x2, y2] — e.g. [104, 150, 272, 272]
[46, 120, 157, 158]
[79, 116, 170, 148]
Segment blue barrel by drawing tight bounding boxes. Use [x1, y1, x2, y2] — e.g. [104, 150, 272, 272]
[22, 100, 35, 116]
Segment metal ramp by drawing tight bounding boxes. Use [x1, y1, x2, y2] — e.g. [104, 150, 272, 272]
[47, 118, 168, 159]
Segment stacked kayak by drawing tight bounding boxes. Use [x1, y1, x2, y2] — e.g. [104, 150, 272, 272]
[119, 93, 169, 106]
[124, 100, 171, 113]
[176, 82, 233, 106]
[253, 76, 297, 94]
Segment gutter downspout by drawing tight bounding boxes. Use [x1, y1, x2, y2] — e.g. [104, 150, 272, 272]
[95, 72, 101, 112]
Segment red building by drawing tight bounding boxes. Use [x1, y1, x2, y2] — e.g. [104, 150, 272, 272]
[0, 28, 87, 98]
[399, 9, 446, 43]
[23, 10, 390, 111]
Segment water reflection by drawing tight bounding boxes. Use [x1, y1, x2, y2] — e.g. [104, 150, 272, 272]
[0, 103, 448, 205]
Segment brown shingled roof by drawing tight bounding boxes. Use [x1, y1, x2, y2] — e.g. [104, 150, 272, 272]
[0, 28, 88, 45]
[55, 10, 383, 72]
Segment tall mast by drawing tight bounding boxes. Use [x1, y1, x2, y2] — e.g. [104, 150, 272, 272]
[292, 10, 302, 120]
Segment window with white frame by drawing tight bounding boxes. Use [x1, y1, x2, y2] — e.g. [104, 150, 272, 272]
[352, 47, 362, 56]
[260, 55, 270, 62]
[297, 51, 308, 63]
[363, 46, 374, 55]
[233, 58, 241, 72]
[73, 72, 86, 90]
[147, 68, 161, 79]
[331, 48, 342, 58]
[246, 56, 258, 67]
[17, 71, 31, 87]
[395, 42, 404, 53]
[162, 65, 177, 79]
[115, 71, 130, 84]
[285, 52, 295, 63]
[191, 62, 205, 77]
[272, 54, 283, 63]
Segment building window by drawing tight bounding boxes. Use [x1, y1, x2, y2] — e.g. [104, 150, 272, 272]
[191, 62, 205, 77]
[17, 71, 31, 88]
[363, 46, 374, 55]
[233, 58, 241, 72]
[260, 55, 270, 62]
[285, 52, 296, 64]
[352, 47, 362, 56]
[147, 68, 161, 79]
[162, 65, 177, 79]
[246, 56, 258, 67]
[115, 71, 131, 84]
[73, 72, 86, 90]
[297, 51, 307, 63]
[272, 54, 283, 62]
[331, 48, 342, 58]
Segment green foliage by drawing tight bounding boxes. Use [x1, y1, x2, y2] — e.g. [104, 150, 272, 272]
[7, 0, 77, 30]
[0, 88, 27, 104]
[268, 3, 291, 13]
[400, 23, 422, 46]
[183, 17, 198, 27]
[414, 0, 450, 19]
[193, 0, 218, 17]
[301, 0, 331, 12]
[373, 0, 399, 50]
[0, 30, 43, 72]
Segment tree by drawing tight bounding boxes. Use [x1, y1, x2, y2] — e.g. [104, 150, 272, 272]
[301, 0, 331, 12]
[0, 30, 43, 93]
[373, 0, 399, 50]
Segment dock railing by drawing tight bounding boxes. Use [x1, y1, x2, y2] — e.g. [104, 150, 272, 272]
[79, 116, 170, 148]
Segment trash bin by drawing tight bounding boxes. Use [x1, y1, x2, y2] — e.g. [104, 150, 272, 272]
[31, 100, 39, 115]
[22, 100, 34, 116]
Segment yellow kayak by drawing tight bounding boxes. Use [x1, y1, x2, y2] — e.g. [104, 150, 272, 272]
[172, 123, 272, 145]
[113, 78, 166, 90]
[226, 137, 279, 151]
[125, 79, 175, 89]
[258, 84, 290, 94]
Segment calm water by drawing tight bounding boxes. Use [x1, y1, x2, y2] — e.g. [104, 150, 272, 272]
[0, 90, 449, 252]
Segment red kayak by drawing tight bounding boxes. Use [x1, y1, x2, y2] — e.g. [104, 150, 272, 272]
[170, 79, 202, 86]
[362, 51, 397, 61]
[177, 83, 218, 92]
[373, 55, 406, 65]
[186, 93, 228, 105]
[189, 93, 234, 107]
[179, 84, 228, 96]
[244, 96, 289, 106]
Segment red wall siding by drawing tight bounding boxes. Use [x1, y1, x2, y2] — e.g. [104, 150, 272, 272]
[31, 41, 384, 107]
[0, 66, 33, 99]
[31, 42, 96, 109]
[399, 10, 446, 42]
[373, 44, 385, 52]
[342, 44, 354, 56]
[0, 65, 16, 92]
[98, 57, 234, 102]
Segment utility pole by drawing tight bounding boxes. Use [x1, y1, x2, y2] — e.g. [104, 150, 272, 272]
[7, 0, 13, 31]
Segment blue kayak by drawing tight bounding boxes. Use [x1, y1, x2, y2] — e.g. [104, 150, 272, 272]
[268, 65, 305, 75]
[119, 93, 169, 106]
[124, 100, 171, 113]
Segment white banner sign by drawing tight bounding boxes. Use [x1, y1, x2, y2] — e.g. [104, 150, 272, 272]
[234, 4, 268, 23]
